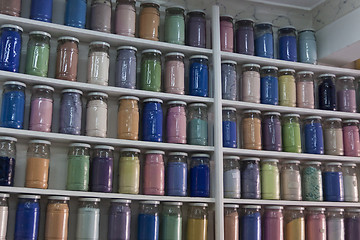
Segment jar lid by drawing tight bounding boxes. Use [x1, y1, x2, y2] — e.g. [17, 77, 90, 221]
[94, 145, 114, 150]
[305, 116, 322, 120]
[61, 89, 83, 95]
[0, 193, 9, 198]
[304, 161, 321, 165]
[168, 101, 186, 106]
[236, 18, 254, 23]
[120, 148, 141, 153]
[3, 81, 26, 88]
[90, 41, 110, 48]
[145, 150, 165, 155]
[117, 46, 137, 51]
[327, 208, 344, 212]
[48, 196, 70, 201]
[224, 204, 239, 208]
[79, 198, 100, 202]
[283, 160, 300, 164]
[165, 52, 185, 58]
[325, 162, 342, 166]
[221, 60, 237, 65]
[69, 143, 91, 148]
[143, 98, 163, 104]
[346, 208, 360, 212]
[142, 49, 162, 55]
[241, 157, 260, 161]
[188, 103, 207, 108]
[141, 1, 160, 7]
[188, 203, 208, 207]
[286, 207, 304, 211]
[242, 63, 260, 68]
[265, 206, 283, 210]
[58, 36, 79, 43]
[242, 205, 261, 209]
[308, 207, 325, 211]
[1, 24, 23, 32]
[222, 107, 236, 111]
[0, 136, 17, 142]
[342, 163, 357, 167]
[189, 55, 208, 60]
[163, 202, 183, 206]
[223, 156, 240, 160]
[119, 96, 139, 101]
[338, 76, 355, 81]
[29, 140, 51, 145]
[256, 22, 273, 26]
[166, 6, 186, 11]
[18, 195, 41, 199]
[263, 112, 281, 116]
[261, 66, 278, 70]
[278, 68, 295, 73]
[243, 109, 261, 114]
[29, 31, 51, 38]
[168, 152, 188, 156]
[111, 199, 131, 203]
[283, 113, 300, 118]
[139, 200, 160, 205]
[343, 120, 359, 124]
[220, 14, 233, 19]
[187, 10, 206, 14]
[299, 28, 315, 33]
[87, 92, 108, 98]
[279, 26, 296, 31]
[192, 153, 210, 158]
[33, 85, 54, 92]
[297, 71, 314, 75]
[262, 159, 279, 163]
[325, 118, 342, 122]
[318, 73, 336, 78]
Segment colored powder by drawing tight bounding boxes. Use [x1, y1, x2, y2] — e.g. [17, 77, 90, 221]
[166, 105, 187, 144]
[117, 98, 139, 141]
[143, 154, 165, 195]
[29, 97, 53, 132]
[186, 15, 206, 48]
[260, 75, 278, 105]
[220, 19, 234, 52]
[278, 74, 296, 107]
[190, 164, 210, 197]
[44, 202, 69, 239]
[187, 218, 207, 240]
[304, 122, 324, 154]
[166, 161, 187, 196]
[140, 59, 162, 92]
[345, 216, 360, 240]
[0, 206, 7, 239]
[59, 91, 82, 135]
[25, 43, 50, 77]
[14, 200, 40, 240]
[87, 51, 110, 86]
[263, 210, 283, 240]
[139, 6, 160, 41]
[281, 168, 302, 200]
[187, 118, 208, 146]
[327, 217, 345, 240]
[0, 26, 22, 72]
[282, 121, 302, 153]
[261, 162, 280, 200]
[241, 211, 261, 240]
[286, 217, 305, 240]
[76, 207, 100, 239]
[164, 59, 185, 94]
[306, 213, 326, 240]
[298, 30, 317, 64]
[337, 89, 356, 113]
[343, 125, 360, 156]
[55, 40, 79, 81]
[165, 14, 185, 45]
[224, 169, 241, 198]
[161, 214, 182, 240]
[242, 117, 262, 150]
[221, 63, 237, 100]
[0, 156, 15, 186]
[25, 157, 50, 189]
[324, 128, 344, 156]
[30, 0, 53, 22]
[90, 156, 113, 193]
[235, 26, 254, 55]
[323, 171, 344, 201]
[65, 0, 87, 28]
[302, 166, 323, 201]
[90, 1, 111, 33]
[86, 99, 107, 138]
[242, 70, 260, 103]
[344, 175, 359, 202]
[262, 115, 282, 151]
[241, 162, 261, 199]
[118, 156, 140, 194]
[318, 78, 336, 110]
[278, 35, 297, 61]
[138, 214, 159, 240]
[189, 60, 209, 97]
[296, 81, 314, 108]
[115, 49, 137, 89]
[114, 3, 136, 37]
[0, 89, 25, 129]
[142, 101, 163, 142]
[224, 211, 239, 240]
[108, 203, 131, 240]
[0, 0, 21, 16]
[223, 120, 237, 148]
[255, 33, 274, 58]
[66, 155, 90, 191]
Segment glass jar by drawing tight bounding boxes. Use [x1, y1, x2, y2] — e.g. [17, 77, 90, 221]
[224, 204, 239, 240]
[298, 29, 317, 64]
[140, 49, 162, 92]
[190, 154, 210, 197]
[186, 11, 206, 48]
[304, 116, 324, 154]
[143, 150, 165, 196]
[278, 69, 296, 107]
[324, 118, 344, 155]
[306, 208, 326, 240]
[221, 60, 237, 100]
[90, 145, 114, 193]
[165, 7, 185, 45]
[166, 152, 188, 196]
[25, 140, 51, 189]
[254, 23, 274, 58]
[87, 41, 110, 86]
[90, 0, 111, 33]
[0, 24, 23, 72]
[65, 0, 87, 29]
[220, 15, 234, 52]
[139, 2, 160, 41]
[142, 98, 163, 142]
[66, 143, 91, 191]
[345, 209, 360, 240]
[261, 159, 280, 200]
[0, 193, 8, 239]
[76, 198, 101, 239]
[323, 162, 344, 202]
[55, 37, 79, 81]
[278, 26, 297, 61]
[0, 81, 26, 129]
[281, 160, 302, 200]
[44, 196, 70, 239]
[59, 89, 83, 135]
[282, 114, 302, 153]
[115, 0, 136, 37]
[165, 52, 185, 94]
[284, 207, 305, 240]
[187, 203, 208, 240]
[166, 101, 187, 144]
[0, 136, 16, 186]
[242, 110, 262, 150]
[108, 199, 131, 240]
[119, 148, 140, 194]
[343, 120, 360, 156]
[326, 209, 345, 240]
[187, 103, 208, 146]
[116, 46, 137, 89]
[25, 31, 51, 77]
[223, 107, 237, 148]
[241, 158, 261, 199]
[86, 92, 108, 138]
[242, 63, 260, 103]
[29, 85, 54, 132]
[0, 0, 21, 16]
[318, 73, 336, 110]
[117, 96, 139, 140]
[138, 201, 160, 240]
[223, 156, 241, 198]
[263, 206, 284, 239]
[342, 163, 359, 202]
[30, 0, 53, 22]
[262, 112, 282, 151]
[14, 195, 41, 240]
[235, 19, 254, 55]
[161, 202, 183, 240]
[260, 66, 278, 105]
[302, 161, 323, 201]
[241, 205, 261, 240]
[296, 71, 315, 108]
[337, 76, 356, 112]
[189, 55, 209, 97]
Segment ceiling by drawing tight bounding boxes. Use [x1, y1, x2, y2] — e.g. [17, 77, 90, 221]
[245, 0, 326, 10]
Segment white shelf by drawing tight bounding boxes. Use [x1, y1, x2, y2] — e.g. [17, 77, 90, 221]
[0, 186, 215, 203]
[222, 100, 360, 119]
[0, 128, 214, 152]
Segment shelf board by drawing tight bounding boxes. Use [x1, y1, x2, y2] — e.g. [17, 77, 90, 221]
[222, 100, 360, 120]
[0, 128, 214, 152]
[0, 71, 214, 104]
[0, 186, 215, 203]
[0, 14, 212, 56]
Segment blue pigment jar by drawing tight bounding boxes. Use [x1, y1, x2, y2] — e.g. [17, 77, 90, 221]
[0, 81, 26, 129]
[278, 26, 297, 62]
[241, 205, 261, 240]
[115, 46, 137, 89]
[30, 0, 53, 22]
[254, 22, 274, 58]
[222, 107, 237, 148]
[14, 195, 41, 240]
[166, 152, 188, 196]
[0, 136, 17, 186]
[59, 89, 83, 135]
[142, 98, 163, 142]
[304, 116, 324, 154]
[262, 112, 282, 151]
[260, 66, 278, 105]
[241, 158, 261, 199]
[318, 74, 336, 111]
[138, 201, 160, 240]
[0, 24, 23, 72]
[65, 0, 87, 29]
[298, 29, 317, 64]
[189, 55, 209, 97]
[323, 162, 344, 202]
[190, 153, 210, 197]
